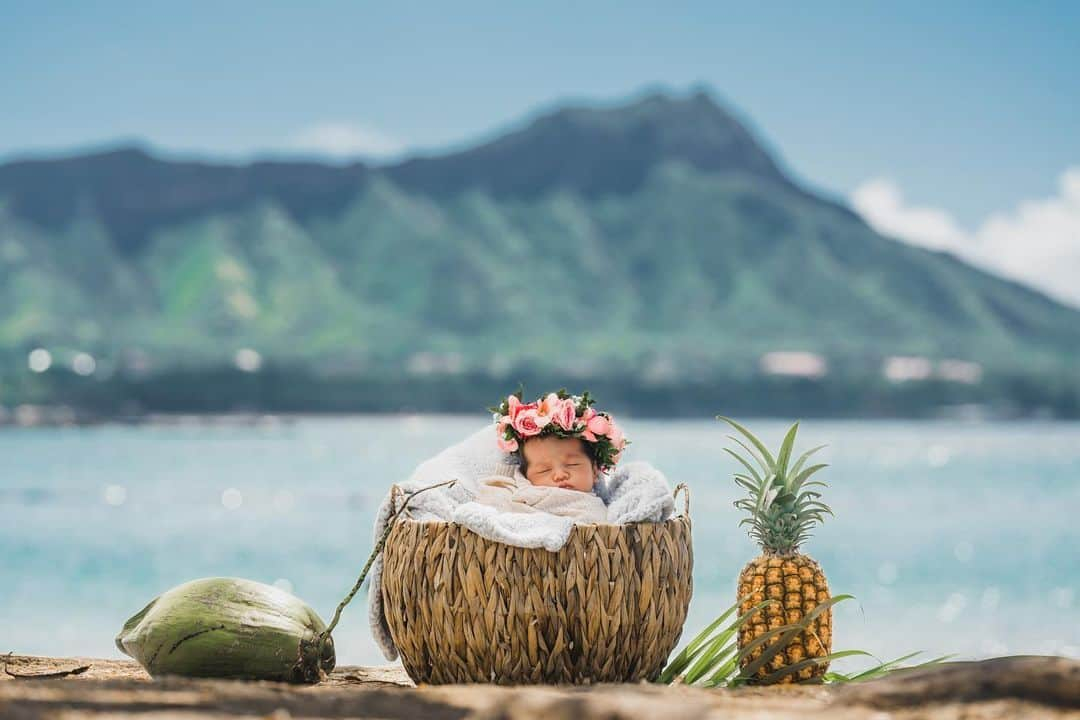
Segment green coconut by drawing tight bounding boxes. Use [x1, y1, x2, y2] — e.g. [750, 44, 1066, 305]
[115, 480, 454, 684]
[115, 577, 335, 683]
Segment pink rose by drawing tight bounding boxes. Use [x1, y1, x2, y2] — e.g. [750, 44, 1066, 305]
[513, 408, 550, 437]
[553, 398, 577, 431]
[538, 393, 558, 416]
[579, 406, 597, 438]
[512, 400, 537, 423]
[496, 433, 519, 452]
[506, 395, 525, 421]
[608, 421, 626, 450]
[586, 413, 611, 438]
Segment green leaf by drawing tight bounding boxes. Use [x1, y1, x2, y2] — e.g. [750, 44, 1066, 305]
[844, 652, 956, 682]
[792, 464, 828, 494]
[725, 448, 764, 486]
[753, 472, 778, 518]
[704, 650, 742, 687]
[658, 601, 741, 683]
[728, 436, 771, 477]
[683, 634, 735, 684]
[718, 417, 776, 469]
[758, 649, 872, 685]
[659, 600, 772, 684]
[695, 647, 738, 686]
[774, 421, 800, 485]
[844, 650, 922, 681]
[789, 445, 827, 479]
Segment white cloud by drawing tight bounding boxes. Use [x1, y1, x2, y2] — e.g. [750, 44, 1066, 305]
[851, 168, 1080, 308]
[290, 122, 405, 159]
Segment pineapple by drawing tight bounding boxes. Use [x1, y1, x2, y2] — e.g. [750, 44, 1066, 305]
[720, 417, 834, 684]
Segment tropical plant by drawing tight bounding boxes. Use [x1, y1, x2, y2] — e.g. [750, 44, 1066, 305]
[720, 416, 835, 683]
[658, 596, 953, 687]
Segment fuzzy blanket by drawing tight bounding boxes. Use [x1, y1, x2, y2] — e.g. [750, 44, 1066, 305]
[367, 424, 675, 661]
[473, 471, 609, 523]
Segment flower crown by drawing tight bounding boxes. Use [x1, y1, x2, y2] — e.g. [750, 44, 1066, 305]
[489, 389, 629, 472]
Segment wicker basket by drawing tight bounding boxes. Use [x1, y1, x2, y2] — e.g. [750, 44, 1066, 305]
[380, 483, 693, 685]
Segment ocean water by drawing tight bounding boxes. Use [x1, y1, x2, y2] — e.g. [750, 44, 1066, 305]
[2, 416, 1078, 673]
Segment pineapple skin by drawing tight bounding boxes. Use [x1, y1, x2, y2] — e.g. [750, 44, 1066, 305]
[737, 553, 832, 683]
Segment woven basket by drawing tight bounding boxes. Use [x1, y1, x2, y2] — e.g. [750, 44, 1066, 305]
[380, 483, 693, 685]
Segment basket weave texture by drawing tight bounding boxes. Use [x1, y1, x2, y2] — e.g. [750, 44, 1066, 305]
[380, 485, 693, 684]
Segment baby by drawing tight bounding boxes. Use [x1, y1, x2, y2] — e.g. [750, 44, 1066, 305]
[476, 391, 629, 524]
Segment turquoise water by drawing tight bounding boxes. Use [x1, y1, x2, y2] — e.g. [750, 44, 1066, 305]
[2, 416, 1078, 671]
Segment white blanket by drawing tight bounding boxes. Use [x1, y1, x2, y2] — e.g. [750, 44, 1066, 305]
[367, 425, 675, 661]
[473, 471, 610, 523]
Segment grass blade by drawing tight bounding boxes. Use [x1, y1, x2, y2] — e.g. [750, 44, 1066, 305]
[682, 633, 736, 684]
[660, 600, 775, 684]
[658, 601, 741, 683]
[758, 649, 871, 685]
[845, 652, 957, 682]
[844, 651, 921, 681]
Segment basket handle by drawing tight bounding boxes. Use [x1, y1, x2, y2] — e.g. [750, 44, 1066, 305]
[389, 480, 457, 519]
[673, 483, 690, 518]
[389, 484, 406, 517]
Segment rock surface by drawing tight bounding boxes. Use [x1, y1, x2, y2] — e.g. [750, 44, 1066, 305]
[1, 654, 1077, 719]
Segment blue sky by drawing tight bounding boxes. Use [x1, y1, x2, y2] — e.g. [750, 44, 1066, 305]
[3, 1, 1079, 302]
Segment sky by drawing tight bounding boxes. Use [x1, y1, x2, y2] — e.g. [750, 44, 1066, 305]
[3, 1, 1079, 304]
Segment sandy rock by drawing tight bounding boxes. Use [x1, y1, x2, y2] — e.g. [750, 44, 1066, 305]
[0, 654, 1076, 720]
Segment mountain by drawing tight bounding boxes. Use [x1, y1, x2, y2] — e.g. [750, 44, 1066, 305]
[1, 90, 1078, 417]
[385, 91, 792, 197]
[0, 148, 370, 255]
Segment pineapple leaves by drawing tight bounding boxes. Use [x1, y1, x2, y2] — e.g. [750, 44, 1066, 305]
[752, 473, 778, 519]
[725, 448, 764, 485]
[718, 416, 776, 468]
[774, 422, 800, 486]
[733, 476, 759, 494]
[728, 436, 771, 477]
[720, 416, 832, 554]
[789, 444, 827, 479]
[792, 464, 828, 494]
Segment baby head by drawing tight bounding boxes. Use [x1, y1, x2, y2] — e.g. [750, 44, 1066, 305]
[491, 389, 629, 490]
[519, 435, 598, 492]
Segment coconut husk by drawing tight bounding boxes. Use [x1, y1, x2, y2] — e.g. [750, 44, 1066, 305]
[115, 577, 335, 683]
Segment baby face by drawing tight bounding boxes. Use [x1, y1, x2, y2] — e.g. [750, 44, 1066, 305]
[521, 436, 597, 492]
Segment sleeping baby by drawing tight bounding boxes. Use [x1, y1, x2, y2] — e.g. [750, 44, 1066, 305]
[478, 390, 629, 524]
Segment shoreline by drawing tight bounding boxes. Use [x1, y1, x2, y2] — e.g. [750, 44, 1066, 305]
[3, 407, 1080, 430]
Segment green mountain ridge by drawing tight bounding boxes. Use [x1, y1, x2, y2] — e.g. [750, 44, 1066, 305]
[1, 90, 1078, 416]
